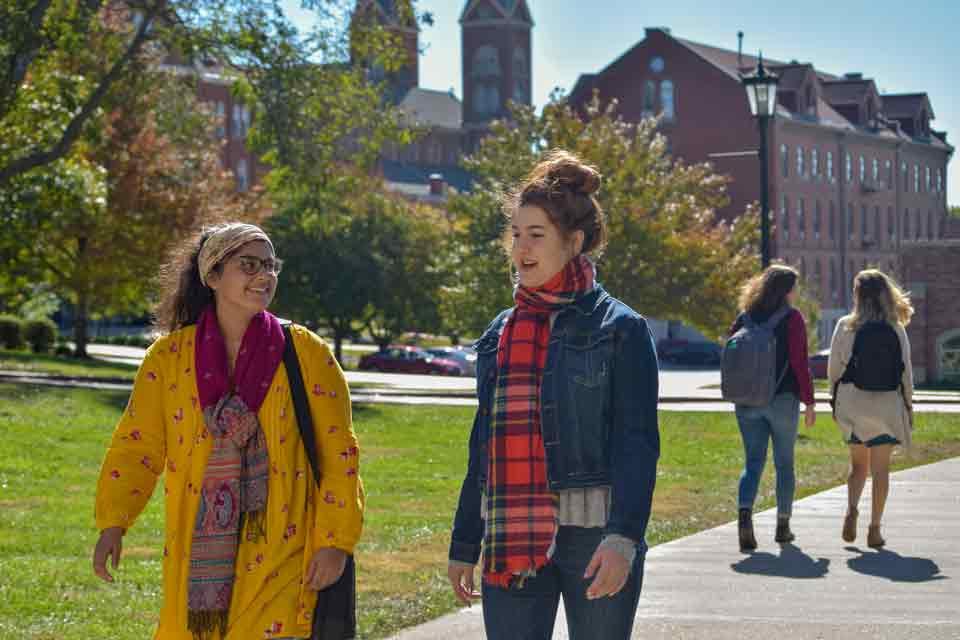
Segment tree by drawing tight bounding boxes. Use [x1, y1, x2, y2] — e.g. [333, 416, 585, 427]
[0, 62, 267, 356]
[444, 93, 760, 340]
[268, 176, 445, 361]
[0, 0, 419, 185]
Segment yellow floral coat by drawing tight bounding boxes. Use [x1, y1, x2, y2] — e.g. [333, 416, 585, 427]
[95, 324, 364, 640]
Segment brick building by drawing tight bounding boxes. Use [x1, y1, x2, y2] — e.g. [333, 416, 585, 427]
[354, 0, 534, 201]
[568, 28, 954, 360]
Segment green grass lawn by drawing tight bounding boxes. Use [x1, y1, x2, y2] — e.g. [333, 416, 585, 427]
[2, 382, 960, 639]
[0, 349, 138, 380]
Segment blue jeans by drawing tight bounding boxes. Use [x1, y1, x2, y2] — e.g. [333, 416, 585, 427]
[735, 392, 801, 517]
[481, 527, 643, 640]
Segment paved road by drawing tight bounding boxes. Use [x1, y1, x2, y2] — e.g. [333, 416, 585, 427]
[391, 457, 960, 639]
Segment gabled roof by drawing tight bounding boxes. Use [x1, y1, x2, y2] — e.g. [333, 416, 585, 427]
[460, 0, 533, 25]
[820, 78, 878, 105]
[397, 87, 462, 130]
[882, 93, 935, 119]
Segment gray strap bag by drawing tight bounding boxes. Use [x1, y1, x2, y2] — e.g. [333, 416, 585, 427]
[721, 306, 792, 407]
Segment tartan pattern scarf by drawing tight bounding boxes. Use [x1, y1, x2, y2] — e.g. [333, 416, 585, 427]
[483, 254, 596, 588]
[188, 306, 285, 639]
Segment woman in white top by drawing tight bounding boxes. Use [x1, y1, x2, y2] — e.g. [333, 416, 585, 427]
[828, 269, 914, 549]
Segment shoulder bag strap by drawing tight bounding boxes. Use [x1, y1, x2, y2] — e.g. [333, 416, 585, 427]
[281, 323, 321, 488]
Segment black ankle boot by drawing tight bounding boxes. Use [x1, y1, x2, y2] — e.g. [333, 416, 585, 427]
[775, 518, 795, 543]
[738, 508, 757, 551]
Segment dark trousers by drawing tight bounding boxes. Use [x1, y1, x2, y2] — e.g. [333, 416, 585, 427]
[481, 526, 643, 640]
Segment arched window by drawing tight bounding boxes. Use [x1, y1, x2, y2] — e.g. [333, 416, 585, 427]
[811, 148, 819, 177]
[826, 151, 834, 181]
[887, 206, 895, 245]
[859, 155, 865, 183]
[903, 209, 910, 240]
[828, 201, 836, 244]
[872, 158, 879, 182]
[472, 45, 500, 78]
[861, 204, 868, 240]
[643, 80, 656, 115]
[845, 153, 852, 183]
[781, 144, 789, 178]
[813, 201, 822, 241]
[660, 80, 675, 119]
[797, 198, 806, 242]
[797, 147, 805, 177]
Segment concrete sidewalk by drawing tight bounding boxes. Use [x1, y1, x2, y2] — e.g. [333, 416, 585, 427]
[391, 457, 960, 639]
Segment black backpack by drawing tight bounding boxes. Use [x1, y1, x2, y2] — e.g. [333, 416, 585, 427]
[838, 321, 905, 392]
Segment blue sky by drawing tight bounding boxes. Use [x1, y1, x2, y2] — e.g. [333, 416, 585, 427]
[292, 1, 959, 206]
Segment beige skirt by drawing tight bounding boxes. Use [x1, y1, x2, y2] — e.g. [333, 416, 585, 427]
[834, 382, 911, 448]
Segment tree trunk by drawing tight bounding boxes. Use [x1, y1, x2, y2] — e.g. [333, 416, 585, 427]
[74, 291, 89, 358]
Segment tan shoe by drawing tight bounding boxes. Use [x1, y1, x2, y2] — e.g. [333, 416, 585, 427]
[867, 524, 885, 548]
[842, 508, 858, 543]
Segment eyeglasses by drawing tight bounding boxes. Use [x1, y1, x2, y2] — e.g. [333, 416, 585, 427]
[233, 254, 283, 276]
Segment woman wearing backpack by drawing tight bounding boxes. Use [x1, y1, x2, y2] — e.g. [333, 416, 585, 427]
[828, 269, 914, 549]
[447, 150, 660, 640]
[728, 265, 816, 552]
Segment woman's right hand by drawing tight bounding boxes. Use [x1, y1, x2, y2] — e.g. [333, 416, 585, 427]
[93, 527, 124, 582]
[447, 562, 481, 606]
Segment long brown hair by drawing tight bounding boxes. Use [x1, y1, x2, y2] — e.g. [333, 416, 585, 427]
[503, 148, 608, 256]
[849, 269, 913, 328]
[154, 227, 222, 333]
[737, 264, 799, 317]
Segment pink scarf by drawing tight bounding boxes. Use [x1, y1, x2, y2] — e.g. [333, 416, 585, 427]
[187, 306, 285, 639]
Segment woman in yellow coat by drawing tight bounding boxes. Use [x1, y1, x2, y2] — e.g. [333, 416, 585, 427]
[92, 223, 363, 640]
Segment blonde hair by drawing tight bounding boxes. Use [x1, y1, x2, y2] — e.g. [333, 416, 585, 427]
[737, 264, 799, 316]
[849, 269, 914, 329]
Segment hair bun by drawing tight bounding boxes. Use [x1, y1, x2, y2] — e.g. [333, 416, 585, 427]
[542, 150, 602, 196]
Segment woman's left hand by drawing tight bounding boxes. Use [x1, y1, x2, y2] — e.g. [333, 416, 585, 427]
[583, 546, 630, 599]
[306, 547, 347, 591]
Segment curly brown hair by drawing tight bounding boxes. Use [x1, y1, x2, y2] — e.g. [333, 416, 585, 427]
[503, 148, 608, 256]
[154, 227, 223, 334]
[737, 264, 799, 317]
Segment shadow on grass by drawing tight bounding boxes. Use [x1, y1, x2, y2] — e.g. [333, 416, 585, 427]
[0, 382, 131, 413]
[845, 547, 947, 583]
[731, 543, 830, 579]
[0, 349, 139, 373]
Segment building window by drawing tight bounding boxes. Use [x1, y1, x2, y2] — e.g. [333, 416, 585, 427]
[859, 155, 865, 183]
[941, 334, 960, 381]
[660, 80, 675, 120]
[797, 198, 806, 242]
[861, 204, 868, 240]
[474, 84, 500, 115]
[872, 158, 879, 183]
[827, 151, 834, 181]
[903, 209, 910, 240]
[643, 80, 656, 116]
[828, 201, 836, 244]
[937, 168, 944, 193]
[874, 207, 881, 247]
[885, 160, 893, 189]
[811, 148, 819, 178]
[781, 194, 790, 244]
[916, 211, 924, 241]
[472, 45, 501, 77]
[914, 164, 920, 193]
[797, 147, 805, 178]
[888, 206, 895, 245]
[927, 210, 934, 240]
[925, 166, 931, 193]
[215, 101, 226, 139]
[902, 161, 909, 192]
[830, 258, 838, 301]
[845, 153, 852, 183]
[813, 201, 822, 241]
[847, 203, 854, 241]
[236, 158, 249, 192]
[781, 144, 789, 178]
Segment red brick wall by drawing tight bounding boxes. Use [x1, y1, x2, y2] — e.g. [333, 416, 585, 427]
[901, 243, 960, 382]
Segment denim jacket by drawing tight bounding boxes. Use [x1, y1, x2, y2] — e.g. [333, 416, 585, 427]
[449, 286, 660, 565]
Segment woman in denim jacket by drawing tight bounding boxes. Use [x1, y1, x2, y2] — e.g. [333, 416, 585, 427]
[447, 150, 660, 640]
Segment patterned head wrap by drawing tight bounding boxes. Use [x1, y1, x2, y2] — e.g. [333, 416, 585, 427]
[198, 223, 274, 287]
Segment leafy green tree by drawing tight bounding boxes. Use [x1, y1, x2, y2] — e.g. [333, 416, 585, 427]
[444, 93, 760, 340]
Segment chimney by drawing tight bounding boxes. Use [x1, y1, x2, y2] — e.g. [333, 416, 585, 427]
[844, 72, 863, 80]
[644, 27, 672, 39]
[737, 31, 743, 67]
[429, 173, 446, 196]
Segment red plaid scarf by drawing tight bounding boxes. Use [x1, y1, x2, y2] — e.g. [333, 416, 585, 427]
[188, 306, 285, 639]
[483, 254, 596, 587]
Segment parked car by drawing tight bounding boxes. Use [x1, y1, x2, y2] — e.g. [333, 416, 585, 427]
[426, 346, 478, 377]
[358, 345, 465, 376]
[809, 348, 830, 379]
[660, 340, 722, 366]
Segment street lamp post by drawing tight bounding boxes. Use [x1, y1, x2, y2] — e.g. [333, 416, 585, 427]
[741, 55, 780, 269]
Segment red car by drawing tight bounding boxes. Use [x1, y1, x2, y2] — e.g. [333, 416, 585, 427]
[358, 345, 465, 376]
